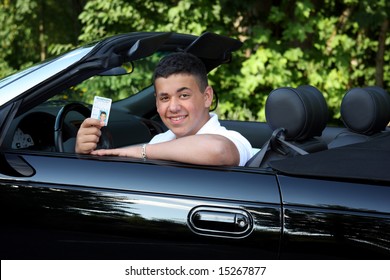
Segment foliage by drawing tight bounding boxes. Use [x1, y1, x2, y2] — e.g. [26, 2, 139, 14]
[1, 0, 389, 123]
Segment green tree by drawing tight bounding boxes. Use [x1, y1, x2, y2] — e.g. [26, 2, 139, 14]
[0, 0, 85, 77]
[1, 0, 389, 123]
[212, 0, 390, 122]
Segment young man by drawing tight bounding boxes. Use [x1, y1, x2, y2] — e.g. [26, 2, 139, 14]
[75, 52, 253, 166]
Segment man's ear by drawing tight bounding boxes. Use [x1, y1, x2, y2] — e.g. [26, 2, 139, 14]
[204, 86, 214, 107]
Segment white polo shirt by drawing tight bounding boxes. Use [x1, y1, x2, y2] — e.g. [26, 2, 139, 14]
[149, 113, 253, 166]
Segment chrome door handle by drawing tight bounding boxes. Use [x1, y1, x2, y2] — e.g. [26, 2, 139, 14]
[188, 206, 253, 238]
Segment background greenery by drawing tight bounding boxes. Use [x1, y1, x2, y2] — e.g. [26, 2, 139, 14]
[1, 0, 389, 123]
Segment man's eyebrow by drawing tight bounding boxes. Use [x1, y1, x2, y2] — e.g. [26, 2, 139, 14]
[156, 92, 168, 96]
[156, 87, 191, 96]
[177, 87, 191, 93]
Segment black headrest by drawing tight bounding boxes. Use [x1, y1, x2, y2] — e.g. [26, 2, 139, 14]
[341, 86, 390, 135]
[265, 85, 328, 141]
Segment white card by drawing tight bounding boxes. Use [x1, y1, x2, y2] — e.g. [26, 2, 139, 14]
[91, 96, 112, 126]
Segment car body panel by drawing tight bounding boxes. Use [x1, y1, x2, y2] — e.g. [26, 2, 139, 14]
[0, 152, 281, 259]
[279, 176, 390, 258]
[0, 31, 389, 259]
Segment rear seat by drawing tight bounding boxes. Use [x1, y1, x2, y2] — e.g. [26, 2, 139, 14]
[246, 85, 328, 167]
[328, 86, 390, 148]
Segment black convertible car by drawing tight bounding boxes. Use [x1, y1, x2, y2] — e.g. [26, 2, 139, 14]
[0, 31, 389, 260]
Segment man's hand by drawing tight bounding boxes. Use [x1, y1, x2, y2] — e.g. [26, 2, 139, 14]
[91, 146, 141, 158]
[75, 118, 104, 154]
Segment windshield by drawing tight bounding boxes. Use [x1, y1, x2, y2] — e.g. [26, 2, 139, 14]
[0, 46, 94, 106]
[50, 51, 166, 104]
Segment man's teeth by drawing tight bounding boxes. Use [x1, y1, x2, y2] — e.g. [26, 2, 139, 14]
[171, 116, 185, 121]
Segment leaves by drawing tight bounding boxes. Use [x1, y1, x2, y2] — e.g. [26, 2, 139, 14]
[1, 0, 389, 123]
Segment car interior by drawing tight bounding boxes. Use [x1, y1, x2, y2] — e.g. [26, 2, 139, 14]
[1, 31, 389, 170]
[328, 86, 390, 148]
[4, 80, 389, 168]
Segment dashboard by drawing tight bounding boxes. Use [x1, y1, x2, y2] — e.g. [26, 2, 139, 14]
[4, 102, 164, 153]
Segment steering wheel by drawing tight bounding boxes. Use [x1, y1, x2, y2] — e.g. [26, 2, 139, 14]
[54, 102, 91, 152]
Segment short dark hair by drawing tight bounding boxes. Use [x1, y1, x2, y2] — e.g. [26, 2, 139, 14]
[153, 52, 208, 91]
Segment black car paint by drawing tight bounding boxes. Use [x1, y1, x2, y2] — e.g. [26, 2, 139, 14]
[0, 152, 281, 259]
[0, 31, 389, 260]
[1, 151, 389, 259]
[279, 176, 390, 259]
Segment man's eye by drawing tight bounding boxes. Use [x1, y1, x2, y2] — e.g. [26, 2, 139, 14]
[180, 93, 190, 99]
[160, 96, 169, 102]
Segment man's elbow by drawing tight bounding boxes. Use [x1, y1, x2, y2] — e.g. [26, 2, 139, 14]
[211, 138, 240, 166]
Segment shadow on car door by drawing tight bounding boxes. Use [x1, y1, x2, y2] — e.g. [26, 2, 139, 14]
[0, 152, 282, 259]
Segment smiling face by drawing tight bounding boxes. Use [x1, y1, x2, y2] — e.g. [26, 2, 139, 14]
[155, 74, 213, 138]
[99, 112, 107, 121]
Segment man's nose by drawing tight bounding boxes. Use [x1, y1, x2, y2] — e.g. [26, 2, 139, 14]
[168, 97, 181, 112]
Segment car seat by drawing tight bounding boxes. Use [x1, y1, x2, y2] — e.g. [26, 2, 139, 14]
[328, 86, 390, 148]
[246, 85, 328, 168]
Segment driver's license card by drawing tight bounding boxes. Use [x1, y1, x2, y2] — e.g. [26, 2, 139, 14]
[91, 96, 112, 126]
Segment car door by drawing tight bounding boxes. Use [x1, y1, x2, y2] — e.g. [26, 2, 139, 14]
[0, 151, 282, 259]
